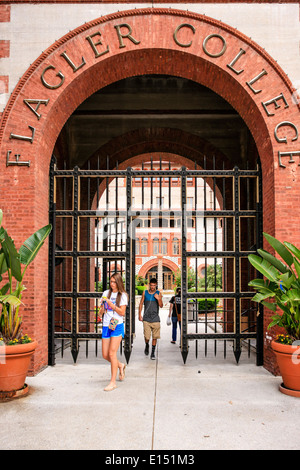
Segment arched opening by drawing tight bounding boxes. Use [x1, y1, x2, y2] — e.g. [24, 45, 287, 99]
[53, 75, 256, 171]
[51, 74, 262, 364]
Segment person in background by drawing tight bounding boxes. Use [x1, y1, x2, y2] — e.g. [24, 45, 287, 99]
[99, 273, 128, 391]
[168, 287, 181, 344]
[138, 278, 163, 360]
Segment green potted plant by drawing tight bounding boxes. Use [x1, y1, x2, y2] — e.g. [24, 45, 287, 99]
[248, 232, 300, 397]
[0, 209, 51, 398]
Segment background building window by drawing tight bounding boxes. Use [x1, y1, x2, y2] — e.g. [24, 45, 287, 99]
[153, 237, 159, 254]
[161, 237, 167, 254]
[156, 197, 164, 209]
[172, 237, 180, 255]
[141, 237, 148, 255]
[187, 197, 194, 209]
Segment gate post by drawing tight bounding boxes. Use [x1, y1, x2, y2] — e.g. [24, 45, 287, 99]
[256, 163, 264, 366]
[181, 166, 189, 364]
[124, 167, 133, 363]
[233, 166, 241, 363]
[48, 155, 57, 366]
[71, 166, 79, 363]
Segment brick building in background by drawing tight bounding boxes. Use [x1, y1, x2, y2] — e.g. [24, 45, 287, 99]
[0, 1, 299, 374]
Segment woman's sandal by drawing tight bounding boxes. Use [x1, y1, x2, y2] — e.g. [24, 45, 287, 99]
[119, 364, 126, 381]
[104, 384, 117, 392]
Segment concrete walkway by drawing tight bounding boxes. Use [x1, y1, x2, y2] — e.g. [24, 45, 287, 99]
[1, 306, 300, 450]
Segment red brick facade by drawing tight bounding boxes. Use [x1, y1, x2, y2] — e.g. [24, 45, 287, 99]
[0, 9, 299, 374]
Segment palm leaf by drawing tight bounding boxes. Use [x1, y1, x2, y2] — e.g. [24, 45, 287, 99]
[248, 254, 279, 282]
[0, 252, 7, 282]
[284, 242, 300, 262]
[268, 315, 284, 329]
[0, 282, 10, 296]
[261, 301, 277, 312]
[294, 258, 300, 279]
[286, 289, 300, 302]
[263, 232, 293, 267]
[279, 271, 295, 289]
[2, 231, 22, 282]
[277, 301, 291, 315]
[252, 291, 275, 303]
[19, 224, 52, 267]
[0, 294, 22, 307]
[248, 278, 269, 289]
[257, 248, 289, 273]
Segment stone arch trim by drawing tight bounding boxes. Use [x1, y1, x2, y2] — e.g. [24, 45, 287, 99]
[138, 258, 179, 279]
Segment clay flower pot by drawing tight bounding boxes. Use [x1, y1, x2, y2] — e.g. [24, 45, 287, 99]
[271, 340, 300, 397]
[0, 341, 37, 392]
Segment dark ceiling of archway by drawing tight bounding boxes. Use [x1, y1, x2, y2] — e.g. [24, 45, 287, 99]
[55, 75, 258, 169]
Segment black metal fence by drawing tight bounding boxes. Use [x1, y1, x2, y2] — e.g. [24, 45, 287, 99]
[48, 156, 263, 366]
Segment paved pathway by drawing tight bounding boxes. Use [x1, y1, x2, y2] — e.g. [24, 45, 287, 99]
[1, 306, 300, 450]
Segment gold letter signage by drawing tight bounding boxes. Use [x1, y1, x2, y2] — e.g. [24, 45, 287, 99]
[4, 15, 300, 170]
[172, 24, 300, 169]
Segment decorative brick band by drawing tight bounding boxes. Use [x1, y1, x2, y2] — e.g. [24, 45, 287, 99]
[0, 40, 10, 58]
[0, 5, 10, 22]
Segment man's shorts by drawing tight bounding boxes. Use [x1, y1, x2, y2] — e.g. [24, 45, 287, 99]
[143, 321, 161, 341]
[102, 323, 124, 339]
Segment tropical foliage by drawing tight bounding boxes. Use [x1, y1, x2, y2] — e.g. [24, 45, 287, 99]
[0, 209, 51, 345]
[248, 232, 300, 342]
[174, 264, 222, 291]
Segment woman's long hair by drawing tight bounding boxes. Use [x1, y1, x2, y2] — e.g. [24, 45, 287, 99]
[107, 273, 128, 307]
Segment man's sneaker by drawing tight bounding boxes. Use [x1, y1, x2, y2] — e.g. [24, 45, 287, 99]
[150, 351, 156, 360]
[144, 343, 149, 356]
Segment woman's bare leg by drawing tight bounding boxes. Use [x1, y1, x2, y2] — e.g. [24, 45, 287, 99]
[102, 336, 124, 389]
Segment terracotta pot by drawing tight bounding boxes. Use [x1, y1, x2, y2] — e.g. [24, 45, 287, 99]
[0, 341, 37, 392]
[271, 340, 300, 396]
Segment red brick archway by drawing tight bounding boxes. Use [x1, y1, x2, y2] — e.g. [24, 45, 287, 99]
[0, 8, 299, 374]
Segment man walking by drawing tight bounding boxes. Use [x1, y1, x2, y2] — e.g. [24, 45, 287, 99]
[138, 278, 163, 360]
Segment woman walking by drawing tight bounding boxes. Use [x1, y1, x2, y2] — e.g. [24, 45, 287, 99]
[168, 287, 181, 344]
[99, 273, 128, 391]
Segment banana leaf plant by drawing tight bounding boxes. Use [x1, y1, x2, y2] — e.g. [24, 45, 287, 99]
[0, 209, 52, 345]
[248, 232, 300, 343]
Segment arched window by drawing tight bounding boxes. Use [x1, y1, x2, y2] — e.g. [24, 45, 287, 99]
[141, 237, 148, 255]
[172, 237, 180, 255]
[153, 237, 159, 255]
[161, 237, 168, 254]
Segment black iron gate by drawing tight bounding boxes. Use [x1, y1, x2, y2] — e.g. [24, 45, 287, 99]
[48, 157, 263, 366]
